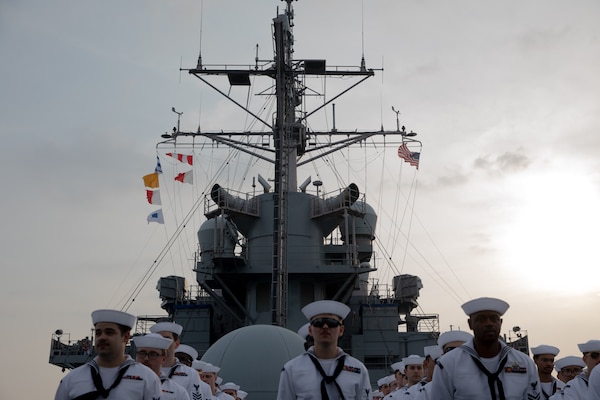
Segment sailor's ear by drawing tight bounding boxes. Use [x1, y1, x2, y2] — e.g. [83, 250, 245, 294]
[467, 318, 473, 330]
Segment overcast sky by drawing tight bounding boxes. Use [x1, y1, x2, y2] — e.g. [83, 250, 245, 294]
[1, 0, 599, 398]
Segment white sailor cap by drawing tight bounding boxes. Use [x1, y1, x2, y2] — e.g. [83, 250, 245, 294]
[424, 345, 444, 360]
[461, 297, 509, 316]
[91, 309, 136, 329]
[578, 340, 600, 353]
[377, 375, 395, 387]
[175, 344, 198, 360]
[376, 377, 387, 387]
[132, 333, 172, 350]
[192, 360, 208, 371]
[402, 354, 425, 366]
[531, 345, 560, 356]
[554, 356, 586, 372]
[202, 363, 221, 374]
[370, 391, 384, 399]
[437, 330, 473, 348]
[150, 322, 183, 336]
[391, 361, 405, 373]
[238, 390, 248, 399]
[302, 300, 351, 320]
[297, 323, 311, 339]
[221, 382, 240, 391]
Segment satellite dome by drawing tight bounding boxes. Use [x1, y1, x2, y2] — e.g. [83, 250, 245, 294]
[201, 325, 305, 399]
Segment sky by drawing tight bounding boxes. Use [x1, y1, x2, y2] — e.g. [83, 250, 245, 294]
[1, 0, 600, 398]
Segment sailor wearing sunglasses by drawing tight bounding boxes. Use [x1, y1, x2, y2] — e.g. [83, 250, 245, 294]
[277, 300, 371, 400]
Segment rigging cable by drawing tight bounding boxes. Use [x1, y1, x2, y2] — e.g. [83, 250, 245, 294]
[118, 144, 240, 312]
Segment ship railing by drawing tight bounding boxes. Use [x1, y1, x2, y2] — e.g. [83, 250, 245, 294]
[185, 284, 214, 303]
[50, 332, 94, 358]
[192, 61, 373, 75]
[401, 313, 440, 333]
[311, 187, 365, 218]
[364, 279, 395, 301]
[159, 283, 214, 305]
[204, 188, 260, 217]
[505, 329, 529, 354]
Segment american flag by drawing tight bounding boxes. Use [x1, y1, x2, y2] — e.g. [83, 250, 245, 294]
[397, 143, 420, 169]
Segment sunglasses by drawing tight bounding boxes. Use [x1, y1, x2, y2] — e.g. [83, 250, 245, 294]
[587, 352, 600, 359]
[310, 317, 342, 328]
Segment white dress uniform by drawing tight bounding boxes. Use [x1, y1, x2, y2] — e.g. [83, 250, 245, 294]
[277, 347, 371, 399]
[388, 381, 427, 400]
[429, 339, 541, 400]
[550, 372, 588, 400]
[412, 381, 431, 400]
[162, 361, 213, 400]
[540, 378, 563, 400]
[54, 356, 161, 400]
[384, 386, 407, 400]
[589, 366, 600, 400]
[160, 374, 191, 400]
[214, 390, 235, 400]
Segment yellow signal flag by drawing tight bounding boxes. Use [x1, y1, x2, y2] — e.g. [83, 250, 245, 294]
[143, 172, 159, 188]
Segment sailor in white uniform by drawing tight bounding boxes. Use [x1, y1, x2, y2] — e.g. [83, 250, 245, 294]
[220, 382, 241, 399]
[54, 309, 161, 400]
[530, 344, 562, 400]
[429, 297, 541, 400]
[386, 355, 426, 400]
[174, 344, 198, 368]
[548, 356, 583, 400]
[589, 363, 600, 400]
[371, 390, 385, 399]
[553, 356, 586, 386]
[413, 345, 444, 400]
[390, 361, 407, 395]
[437, 330, 473, 354]
[150, 321, 213, 400]
[552, 339, 600, 400]
[277, 300, 371, 400]
[133, 333, 190, 400]
[377, 374, 395, 396]
[200, 363, 235, 400]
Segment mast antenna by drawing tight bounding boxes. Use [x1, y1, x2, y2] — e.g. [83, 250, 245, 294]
[392, 106, 401, 132]
[360, 0, 366, 71]
[197, 0, 204, 69]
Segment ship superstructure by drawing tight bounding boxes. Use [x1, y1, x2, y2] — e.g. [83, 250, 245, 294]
[50, 0, 440, 387]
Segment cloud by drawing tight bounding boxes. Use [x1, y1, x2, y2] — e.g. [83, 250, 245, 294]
[474, 150, 531, 174]
[434, 170, 469, 188]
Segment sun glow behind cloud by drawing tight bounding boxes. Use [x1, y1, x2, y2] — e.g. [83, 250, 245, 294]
[496, 168, 600, 295]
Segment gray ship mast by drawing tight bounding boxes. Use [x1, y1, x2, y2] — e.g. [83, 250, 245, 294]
[162, 0, 418, 328]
